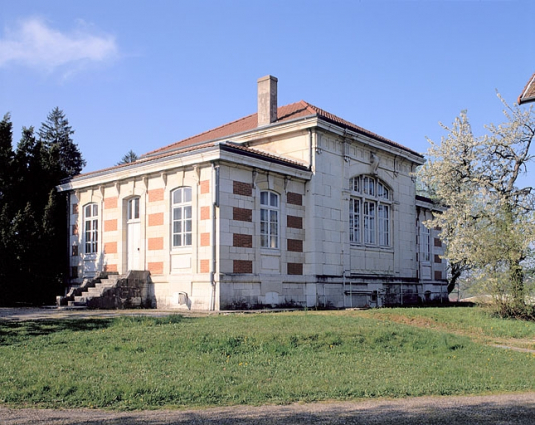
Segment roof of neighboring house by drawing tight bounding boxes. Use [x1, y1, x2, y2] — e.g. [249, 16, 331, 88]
[518, 72, 535, 105]
[143, 100, 423, 159]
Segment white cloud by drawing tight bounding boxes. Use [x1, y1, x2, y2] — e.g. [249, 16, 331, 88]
[0, 17, 118, 73]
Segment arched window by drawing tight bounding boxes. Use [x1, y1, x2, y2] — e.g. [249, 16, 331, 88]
[84, 203, 99, 254]
[260, 191, 279, 249]
[349, 176, 391, 247]
[171, 187, 192, 248]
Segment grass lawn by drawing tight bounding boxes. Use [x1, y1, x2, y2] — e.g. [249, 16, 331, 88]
[0, 307, 533, 410]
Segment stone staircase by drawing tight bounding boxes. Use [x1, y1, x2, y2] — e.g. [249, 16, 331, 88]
[57, 271, 154, 309]
[73, 274, 121, 306]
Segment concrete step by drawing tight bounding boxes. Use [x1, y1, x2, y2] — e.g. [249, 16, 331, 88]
[100, 279, 117, 288]
[60, 273, 124, 308]
[74, 294, 93, 303]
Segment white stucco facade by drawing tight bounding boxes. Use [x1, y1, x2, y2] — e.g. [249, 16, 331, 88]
[58, 76, 447, 310]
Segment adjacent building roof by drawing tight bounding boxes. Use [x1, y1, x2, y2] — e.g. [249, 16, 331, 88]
[143, 100, 422, 159]
[518, 72, 535, 105]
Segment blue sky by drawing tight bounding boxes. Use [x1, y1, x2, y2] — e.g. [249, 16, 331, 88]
[1, 0, 534, 179]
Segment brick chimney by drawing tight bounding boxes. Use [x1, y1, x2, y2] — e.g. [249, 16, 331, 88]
[257, 75, 278, 127]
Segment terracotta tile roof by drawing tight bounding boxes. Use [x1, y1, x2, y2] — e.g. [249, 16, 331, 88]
[142, 100, 422, 159]
[69, 100, 421, 183]
[518, 72, 535, 105]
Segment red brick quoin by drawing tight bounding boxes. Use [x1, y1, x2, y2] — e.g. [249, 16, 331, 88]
[287, 262, 303, 275]
[287, 215, 302, 229]
[233, 181, 253, 197]
[287, 192, 302, 206]
[200, 259, 210, 273]
[287, 239, 303, 252]
[233, 233, 253, 248]
[233, 207, 252, 222]
[200, 206, 210, 220]
[233, 260, 253, 273]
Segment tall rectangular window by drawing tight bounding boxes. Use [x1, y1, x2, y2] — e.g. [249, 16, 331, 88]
[260, 191, 279, 248]
[421, 224, 431, 262]
[172, 187, 192, 248]
[363, 201, 375, 244]
[378, 204, 390, 246]
[84, 204, 98, 254]
[349, 198, 360, 243]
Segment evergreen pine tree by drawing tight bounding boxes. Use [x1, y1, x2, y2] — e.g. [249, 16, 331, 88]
[0, 109, 85, 305]
[0, 113, 14, 200]
[0, 114, 15, 304]
[117, 150, 138, 165]
[38, 107, 86, 179]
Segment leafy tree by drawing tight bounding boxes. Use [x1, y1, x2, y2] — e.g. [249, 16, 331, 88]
[417, 96, 535, 318]
[117, 149, 138, 165]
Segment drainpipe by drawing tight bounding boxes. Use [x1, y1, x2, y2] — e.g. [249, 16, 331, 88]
[308, 128, 314, 169]
[63, 192, 71, 299]
[209, 162, 220, 311]
[343, 270, 346, 308]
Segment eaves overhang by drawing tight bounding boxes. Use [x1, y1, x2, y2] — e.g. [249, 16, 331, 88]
[315, 118, 425, 165]
[57, 142, 311, 192]
[416, 194, 446, 212]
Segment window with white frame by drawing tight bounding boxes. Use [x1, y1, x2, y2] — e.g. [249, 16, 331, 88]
[127, 197, 140, 221]
[84, 203, 98, 254]
[171, 187, 192, 248]
[349, 175, 391, 247]
[260, 191, 279, 249]
[349, 198, 360, 243]
[378, 204, 390, 246]
[421, 224, 431, 262]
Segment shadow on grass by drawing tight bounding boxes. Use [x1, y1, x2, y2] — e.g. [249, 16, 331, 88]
[0, 319, 114, 346]
[1, 396, 534, 424]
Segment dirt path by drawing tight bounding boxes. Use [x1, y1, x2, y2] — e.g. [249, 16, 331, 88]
[357, 311, 535, 353]
[1, 393, 534, 424]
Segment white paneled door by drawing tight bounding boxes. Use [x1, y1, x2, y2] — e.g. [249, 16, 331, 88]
[127, 197, 141, 271]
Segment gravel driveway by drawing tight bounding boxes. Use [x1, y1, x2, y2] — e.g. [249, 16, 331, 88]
[1, 393, 534, 424]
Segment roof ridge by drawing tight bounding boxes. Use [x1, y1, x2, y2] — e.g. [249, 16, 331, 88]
[142, 111, 258, 158]
[302, 101, 421, 157]
[142, 100, 316, 158]
[142, 99, 421, 160]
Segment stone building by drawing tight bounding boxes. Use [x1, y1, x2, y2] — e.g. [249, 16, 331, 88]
[57, 76, 447, 310]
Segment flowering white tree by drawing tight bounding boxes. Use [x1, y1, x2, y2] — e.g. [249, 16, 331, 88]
[418, 96, 535, 317]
